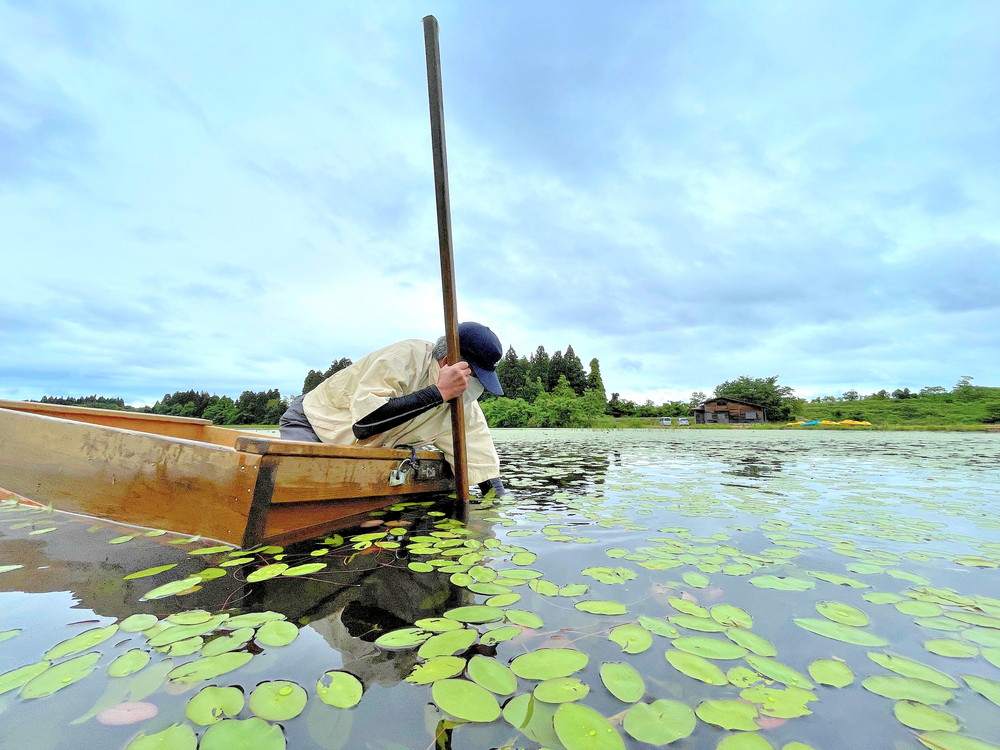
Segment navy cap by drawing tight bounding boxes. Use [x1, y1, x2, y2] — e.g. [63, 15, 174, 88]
[458, 322, 504, 395]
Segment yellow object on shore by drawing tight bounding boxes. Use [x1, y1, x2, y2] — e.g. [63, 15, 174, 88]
[838, 419, 873, 426]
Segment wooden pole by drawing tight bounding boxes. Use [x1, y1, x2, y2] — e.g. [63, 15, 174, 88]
[423, 15, 470, 503]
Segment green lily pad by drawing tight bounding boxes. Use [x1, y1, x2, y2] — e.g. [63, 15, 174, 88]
[669, 596, 710, 617]
[809, 571, 869, 588]
[202, 627, 255, 657]
[894, 700, 960, 731]
[123, 564, 179, 580]
[807, 658, 854, 687]
[609, 624, 653, 654]
[896, 600, 943, 617]
[915, 617, 967, 632]
[575, 600, 628, 615]
[925, 639, 978, 658]
[108, 649, 152, 678]
[868, 652, 959, 688]
[816, 601, 869, 626]
[22, 652, 100, 698]
[504, 609, 544, 629]
[248, 680, 308, 721]
[695, 699, 760, 731]
[186, 686, 246, 725]
[44, 624, 120, 659]
[962, 628, 1000, 647]
[728, 666, 764, 687]
[674, 636, 748, 660]
[316, 671, 363, 708]
[374, 627, 429, 650]
[119, 614, 159, 632]
[245, 563, 288, 582]
[406, 656, 466, 684]
[511, 648, 589, 680]
[740, 685, 817, 718]
[560, 583, 590, 596]
[0, 661, 51, 696]
[665, 650, 728, 685]
[225, 612, 286, 629]
[167, 610, 214, 625]
[141, 576, 203, 600]
[414, 617, 463, 632]
[0, 629, 20, 643]
[282, 562, 327, 576]
[256, 620, 298, 647]
[963, 675, 1000, 707]
[481, 626, 521, 646]
[745, 656, 814, 689]
[485, 592, 522, 607]
[444, 605, 504, 624]
[793, 618, 887, 646]
[669, 614, 728, 632]
[503, 694, 561, 747]
[749, 575, 814, 591]
[188, 545, 236, 555]
[418, 628, 477, 658]
[718, 733, 774, 749]
[861, 675, 953, 705]
[711, 604, 753, 628]
[916, 731, 1000, 749]
[529, 578, 560, 596]
[512, 551, 537, 566]
[683, 572, 710, 588]
[467, 655, 517, 695]
[725, 628, 777, 657]
[200, 718, 285, 750]
[126, 724, 198, 750]
[534, 677, 590, 703]
[553, 701, 626, 750]
[638, 616, 680, 638]
[432, 679, 501, 722]
[623, 699, 695, 744]
[600, 661, 645, 703]
[149, 615, 228, 647]
[167, 652, 254, 683]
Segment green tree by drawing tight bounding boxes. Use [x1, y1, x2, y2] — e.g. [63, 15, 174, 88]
[562, 346, 588, 395]
[714, 375, 796, 422]
[528, 347, 551, 392]
[202, 396, 238, 425]
[607, 392, 637, 418]
[689, 391, 707, 407]
[496, 347, 532, 400]
[842, 389, 859, 401]
[586, 358, 606, 400]
[548, 350, 565, 391]
[919, 386, 946, 396]
[480, 397, 534, 427]
[304, 357, 354, 394]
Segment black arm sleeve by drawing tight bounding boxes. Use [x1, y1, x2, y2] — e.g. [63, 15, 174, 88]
[352, 385, 444, 440]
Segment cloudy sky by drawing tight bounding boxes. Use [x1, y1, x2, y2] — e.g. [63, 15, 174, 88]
[3, 0, 998, 407]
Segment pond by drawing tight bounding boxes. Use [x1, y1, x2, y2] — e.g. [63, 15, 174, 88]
[1, 429, 999, 750]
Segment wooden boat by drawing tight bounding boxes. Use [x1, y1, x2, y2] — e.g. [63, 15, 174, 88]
[0, 399, 454, 547]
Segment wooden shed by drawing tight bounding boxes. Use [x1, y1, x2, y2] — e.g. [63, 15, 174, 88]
[693, 397, 766, 424]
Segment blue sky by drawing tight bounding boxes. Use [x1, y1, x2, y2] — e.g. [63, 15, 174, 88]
[3, 0, 998, 407]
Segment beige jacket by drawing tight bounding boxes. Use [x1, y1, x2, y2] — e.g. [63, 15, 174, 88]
[302, 339, 500, 485]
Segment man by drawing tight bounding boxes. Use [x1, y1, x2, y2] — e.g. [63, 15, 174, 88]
[279, 322, 505, 497]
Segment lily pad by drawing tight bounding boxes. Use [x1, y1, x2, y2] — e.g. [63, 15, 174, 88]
[374, 627, 430, 650]
[503, 694, 561, 747]
[894, 700, 960, 731]
[861, 675, 953, 705]
[534, 677, 590, 703]
[256, 620, 298, 647]
[924, 639, 978, 658]
[316, 671, 363, 708]
[200, 718, 286, 750]
[725, 628, 777, 657]
[186, 686, 246, 725]
[418, 629, 477, 658]
[432, 679, 501, 722]
[0, 661, 51, 696]
[711, 604, 753, 628]
[167, 652, 254, 683]
[623, 699, 695, 744]
[467, 655, 517, 695]
[511, 648, 589, 680]
[22, 652, 100, 698]
[669, 614, 728, 632]
[406, 656, 466, 684]
[141, 576, 203, 600]
[245, 564, 288, 582]
[504, 609, 544, 629]
[868, 652, 959, 688]
[248, 680, 308, 721]
[740, 685, 817, 718]
[119, 614, 159, 633]
[123, 564, 179, 580]
[963, 675, 1000, 707]
[665, 650, 728, 685]
[600, 661, 645, 703]
[609, 624, 653, 654]
[282, 562, 327, 576]
[745, 656, 814, 689]
[108, 649, 152, 678]
[683, 572, 710, 588]
[44, 624, 120, 660]
[444, 605, 504, 624]
[695, 699, 760, 731]
[749, 575, 814, 591]
[202, 627, 255, 657]
[669, 596, 710, 617]
[916, 731, 1000, 750]
[126, 724, 198, 750]
[793, 618, 887, 646]
[674, 636, 748, 660]
[807, 658, 854, 687]
[553, 701, 626, 750]
[816, 601, 869, 626]
[481, 626, 521, 646]
[638, 616, 680, 638]
[575, 600, 628, 615]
